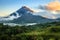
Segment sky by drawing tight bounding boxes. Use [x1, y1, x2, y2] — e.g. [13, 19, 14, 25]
[0, 0, 57, 16]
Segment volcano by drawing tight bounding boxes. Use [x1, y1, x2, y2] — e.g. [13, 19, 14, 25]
[0, 6, 56, 24]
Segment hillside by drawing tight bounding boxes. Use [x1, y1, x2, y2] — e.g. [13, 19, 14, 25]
[0, 21, 60, 40]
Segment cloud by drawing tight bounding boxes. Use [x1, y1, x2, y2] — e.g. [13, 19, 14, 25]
[37, 1, 60, 19]
[38, 1, 60, 12]
[38, 5, 47, 10]
[46, 1, 60, 11]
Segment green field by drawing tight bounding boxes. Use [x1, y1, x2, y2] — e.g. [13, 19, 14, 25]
[0, 22, 60, 40]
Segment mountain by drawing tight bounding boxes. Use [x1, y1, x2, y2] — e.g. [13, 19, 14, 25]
[0, 6, 56, 24]
[10, 6, 34, 16]
[8, 6, 55, 24]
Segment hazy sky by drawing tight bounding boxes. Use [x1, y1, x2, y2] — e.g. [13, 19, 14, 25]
[0, 0, 55, 16]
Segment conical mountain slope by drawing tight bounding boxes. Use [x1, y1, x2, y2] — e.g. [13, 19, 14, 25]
[9, 6, 54, 24]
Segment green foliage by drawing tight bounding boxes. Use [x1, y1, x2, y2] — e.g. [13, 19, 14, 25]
[0, 21, 60, 40]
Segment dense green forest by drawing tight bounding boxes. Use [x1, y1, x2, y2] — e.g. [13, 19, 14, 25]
[0, 21, 60, 40]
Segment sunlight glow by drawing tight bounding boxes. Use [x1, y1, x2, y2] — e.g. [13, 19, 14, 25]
[47, 0, 60, 11]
